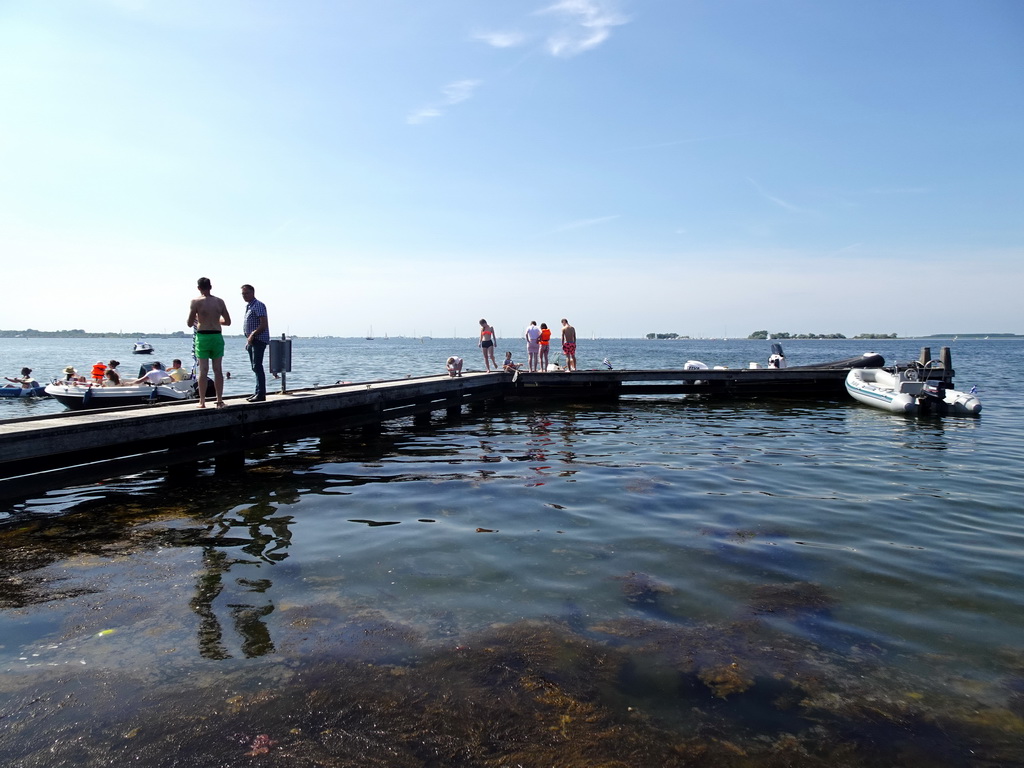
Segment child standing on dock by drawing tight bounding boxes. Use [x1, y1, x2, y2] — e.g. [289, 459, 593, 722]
[479, 319, 497, 372]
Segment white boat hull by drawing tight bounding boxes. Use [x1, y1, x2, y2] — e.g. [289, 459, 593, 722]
[845, 368, 981, 415]
[44, 380, 196, 410]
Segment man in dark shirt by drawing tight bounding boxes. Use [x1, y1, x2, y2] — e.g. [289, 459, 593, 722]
[241, 284, 270, 402]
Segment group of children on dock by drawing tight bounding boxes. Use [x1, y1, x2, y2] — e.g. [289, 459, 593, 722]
[446, 318, 579, 377]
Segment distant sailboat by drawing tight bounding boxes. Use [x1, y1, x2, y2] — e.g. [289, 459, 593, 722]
[366, 325, 374, 340]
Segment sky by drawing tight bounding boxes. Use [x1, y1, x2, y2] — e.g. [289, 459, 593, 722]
[1, 0, 1022, 338]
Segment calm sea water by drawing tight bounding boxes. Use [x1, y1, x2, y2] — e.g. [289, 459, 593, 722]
[1, 337, 1022, 766]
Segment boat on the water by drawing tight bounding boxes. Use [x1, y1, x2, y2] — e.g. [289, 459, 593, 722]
[845, 363, 981, 415]
[133, 341, 154, 354]
[747, 347, 886, 371]
[0, 384, 47, 398]
[44, 380, 197, 410]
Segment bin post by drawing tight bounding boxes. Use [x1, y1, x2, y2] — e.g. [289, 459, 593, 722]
[269, 334, 292, 394]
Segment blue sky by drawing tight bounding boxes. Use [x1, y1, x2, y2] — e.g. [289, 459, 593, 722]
[2, 0, 1021, 338]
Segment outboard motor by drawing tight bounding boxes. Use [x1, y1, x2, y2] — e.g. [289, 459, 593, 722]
[921, 379, 947, 402]
[768, 343, 786, 369]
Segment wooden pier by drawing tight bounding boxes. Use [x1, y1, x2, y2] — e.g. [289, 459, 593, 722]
[0, 359, 949, 502]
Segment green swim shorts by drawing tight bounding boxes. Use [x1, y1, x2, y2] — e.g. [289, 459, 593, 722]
[195, 331, 225, 360]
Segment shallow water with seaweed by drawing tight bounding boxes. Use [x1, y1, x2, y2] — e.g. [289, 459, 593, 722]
[1, 338, 1023, 766]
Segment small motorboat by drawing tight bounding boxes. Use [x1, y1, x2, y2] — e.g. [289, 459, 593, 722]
[0, 384, 47, 398]
[44, 380, 197, 410]
[748, 346, 885, 371]
[133, 341, 154, 355]
[845, 363, 981, 415]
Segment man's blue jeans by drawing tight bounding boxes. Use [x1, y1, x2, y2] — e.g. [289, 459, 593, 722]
[247, 341, 267, 398]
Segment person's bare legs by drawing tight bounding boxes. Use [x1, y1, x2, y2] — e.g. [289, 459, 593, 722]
[197, 358, 210, 408]
[211, 357, 225, 407]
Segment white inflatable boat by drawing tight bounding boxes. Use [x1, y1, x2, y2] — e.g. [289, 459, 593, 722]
[44, 380, 197, 410]
[845, 365, 981, 415]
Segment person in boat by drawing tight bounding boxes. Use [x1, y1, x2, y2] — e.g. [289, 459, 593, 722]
[103, 369, 122, 387]
[446, 356, 463, 377]
[187, 276, 231, 408]
[478, 319, 497, 372]
[107, 360, 125, 381]
[166, 359, 189, 382]
[4, 367, 38, 389]
[129, 361, 172, 386]
[60, 366, 84, 384]
[90, 361, 107, 383]
[538, 323, 552, 372]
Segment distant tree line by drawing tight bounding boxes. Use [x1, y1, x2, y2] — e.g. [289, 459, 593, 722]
[645, 333, 691, 340]
[0, 329, 191, 338]
[747, 330, 849, 340]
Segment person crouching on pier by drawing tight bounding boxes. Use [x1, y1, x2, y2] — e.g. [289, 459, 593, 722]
[446, 356, 463, 377]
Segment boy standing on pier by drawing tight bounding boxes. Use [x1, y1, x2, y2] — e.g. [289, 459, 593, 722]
[561, 319, 577, 372]
[187, 277, 231, 408]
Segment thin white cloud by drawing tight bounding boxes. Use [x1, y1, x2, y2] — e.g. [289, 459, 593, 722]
[406, 80, 482, 125]
[474, 31, 526, 49]
[442, 79, 482, 104]
[473, 0, 628, 58]
[406, 107, 443, 125]
[747, 177, 807, 214]
[536, 0, 629, 58]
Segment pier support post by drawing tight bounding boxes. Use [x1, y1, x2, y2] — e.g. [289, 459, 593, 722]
[940, 346, 953, 384]
[414, 411, 432, 427]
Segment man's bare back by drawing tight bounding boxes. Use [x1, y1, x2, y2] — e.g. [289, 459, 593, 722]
[187, 294, 231, 330]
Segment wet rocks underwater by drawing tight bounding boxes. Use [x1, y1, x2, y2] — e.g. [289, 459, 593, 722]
[3, 572, 1023, 767]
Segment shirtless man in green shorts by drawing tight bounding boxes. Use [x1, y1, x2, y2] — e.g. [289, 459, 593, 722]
[187, 277, 232, 408]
